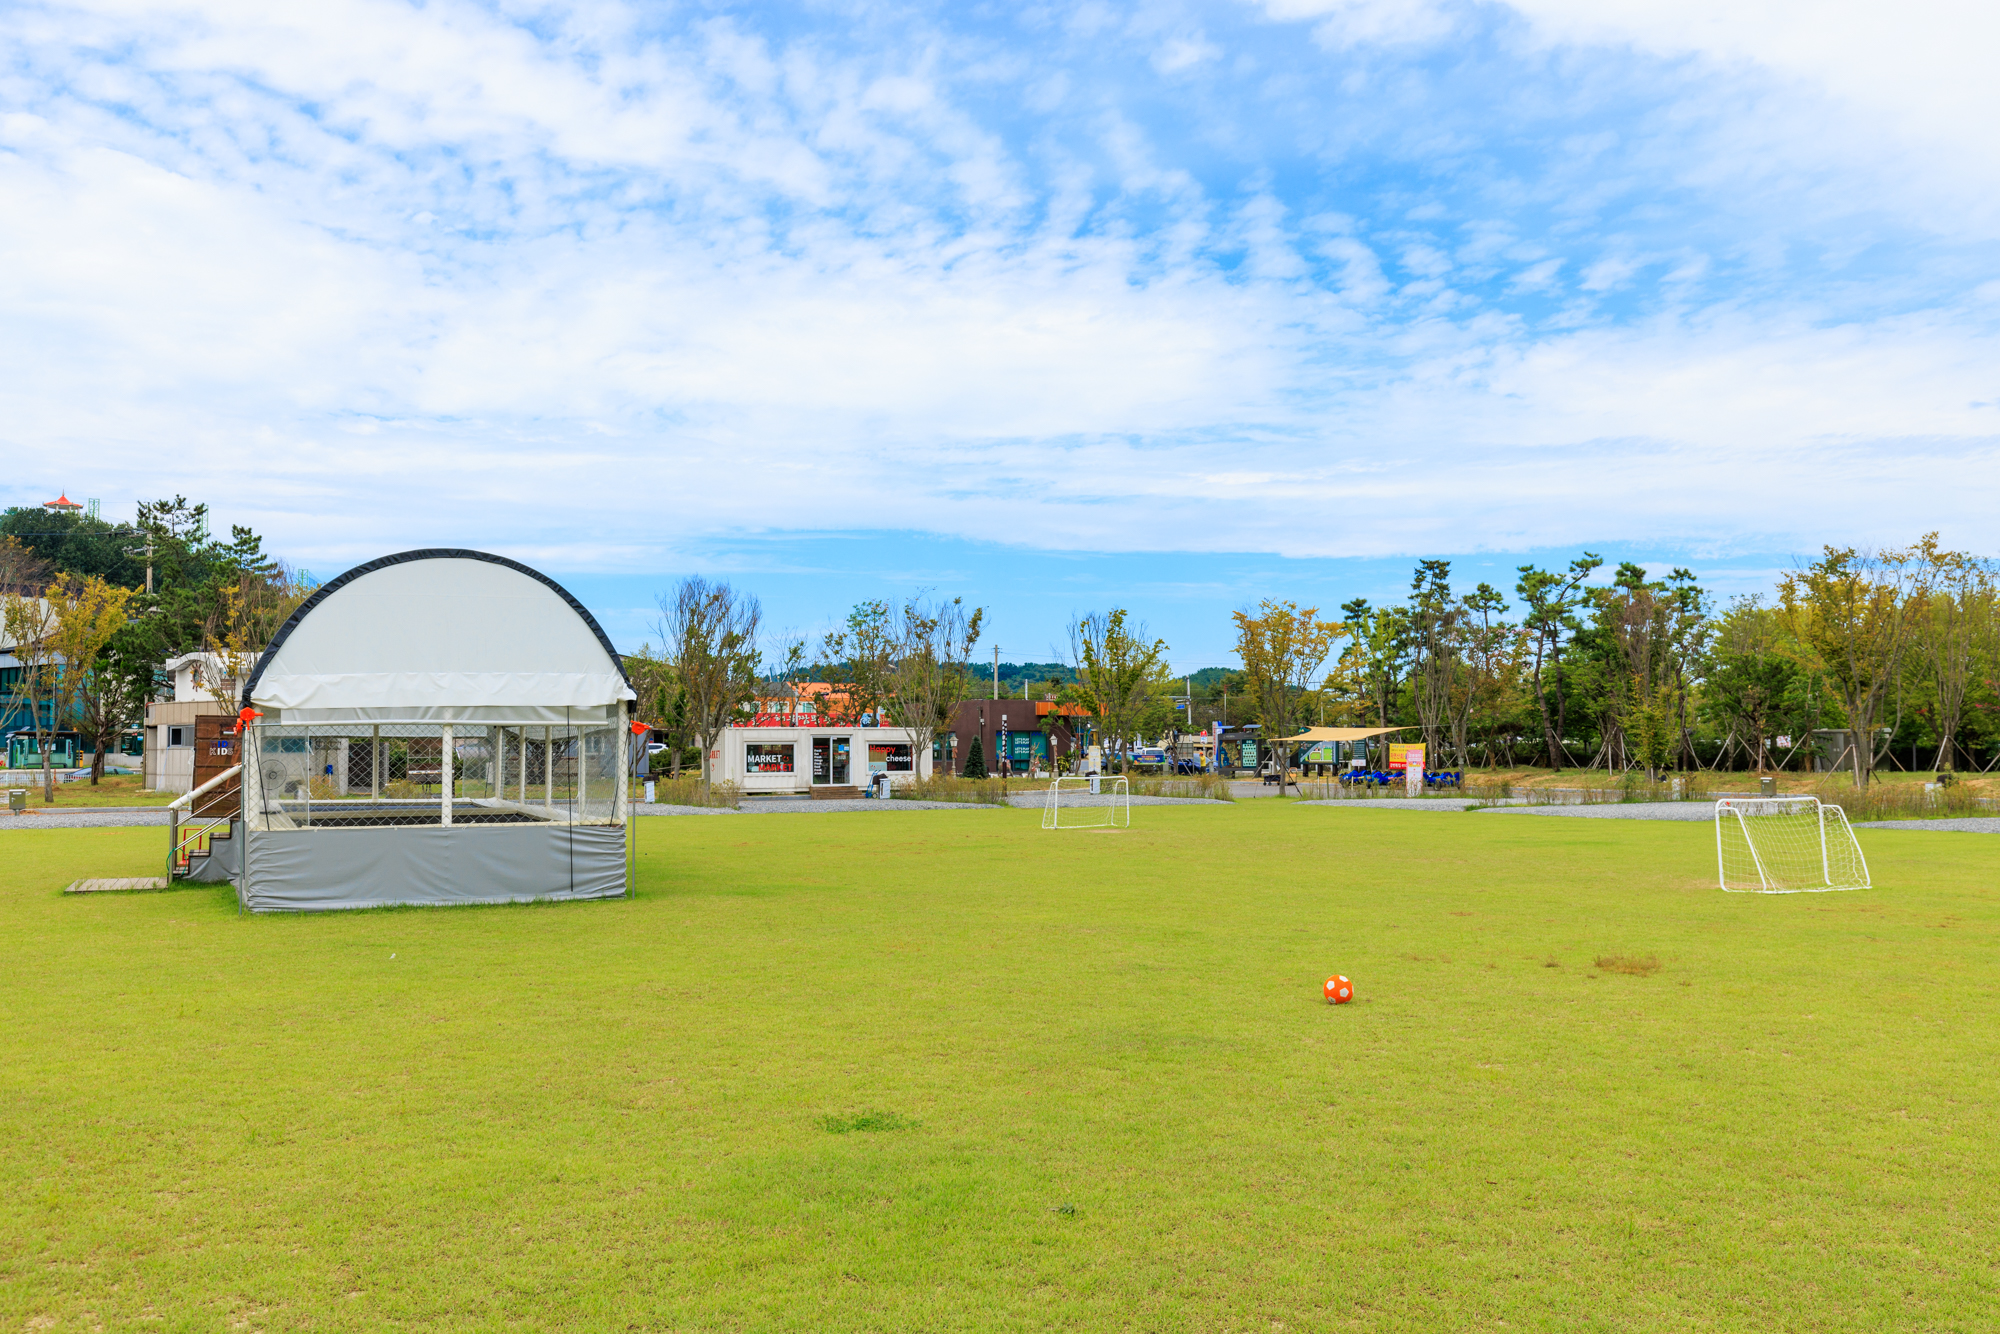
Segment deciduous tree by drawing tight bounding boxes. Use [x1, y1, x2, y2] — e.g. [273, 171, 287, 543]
[1514, 554, 1600, 769]
[1703, 598, 1799, 773]
[819, 601, 896, 725]
[887, 595, 984, 779]
[1779, 545, 1921, 789]
[2, 592, 60, 800]
[48, 574, 138, 785]
[1069, 610, 1170, 774]
[1232, 599, 1346, 793]
[661, 577, 763, 790]
[1907, 535, 1996, 773]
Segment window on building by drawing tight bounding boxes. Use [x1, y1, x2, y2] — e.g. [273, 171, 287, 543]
[868, 742, 913, 773]
[167, 726, 188, 747]
[745, 742, 795, 773]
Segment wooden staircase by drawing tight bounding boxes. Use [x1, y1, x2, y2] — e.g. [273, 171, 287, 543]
[171, 716, 245, 879]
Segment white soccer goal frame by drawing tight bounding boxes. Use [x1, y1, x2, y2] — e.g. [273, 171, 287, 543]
[1041, 776, 1131, 829]
[1715, 796, 1870, 893]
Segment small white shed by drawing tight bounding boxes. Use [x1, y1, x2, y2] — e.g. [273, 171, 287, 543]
[233, 549, 637, 911]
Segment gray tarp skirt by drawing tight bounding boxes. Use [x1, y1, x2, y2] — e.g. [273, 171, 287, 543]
[239, 823, 625, 912]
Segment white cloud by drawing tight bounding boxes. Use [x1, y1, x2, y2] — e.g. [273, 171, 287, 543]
[1500, 0, 2000, 202]
[2, 0, 1997, 577]
[1253, 0, 1457, 47]
[1152, 35, 1222, 74]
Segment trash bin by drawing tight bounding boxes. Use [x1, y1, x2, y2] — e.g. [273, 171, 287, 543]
[7, 790, 24, 814]
[874, 773, 893, 800]
[1088, 775, 1101, 795]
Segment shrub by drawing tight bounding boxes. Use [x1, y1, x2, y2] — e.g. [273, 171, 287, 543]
[893, 774, 1009, 805]
[643, 775, 741, 809]
[960, 735, 987, 779]
[1129, 773, 1235, 801]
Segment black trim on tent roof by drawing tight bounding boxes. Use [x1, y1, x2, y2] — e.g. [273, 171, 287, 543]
[240, 548, 633, 708]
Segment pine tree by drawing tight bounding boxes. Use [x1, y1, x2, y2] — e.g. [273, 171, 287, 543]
[961, 734, 987, 779]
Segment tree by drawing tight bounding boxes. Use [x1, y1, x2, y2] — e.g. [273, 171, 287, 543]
[886, 595, 984, 781]
[1906, 535, 1996, 772]
[45, 575, 138, 786]
[818, 600, 896, 725]
[0, 535, 50, 598]
[1335, 598, 1407, 732]
[1069, 610, 1170, 774]
[44, 576, 137, 784]
[1514, 554, 1600, 769]
[960, 734, 987, 779]
[1588, 563, 1710, 772]
[1232, 599, 1346, 794]
[1703, 598, 1799, 773]
[1629, 684, 1677, 781]
[1449, 583, 1513, 768]
[1406, 560, 1462, 762]
[1779, 545, 1921, 789]
[0, 506, 148, 589]
[76, 655, 146, 784]
[661, 577, 762, 789]
[193, 567, 313, 710]
[2, 592, 61, 801]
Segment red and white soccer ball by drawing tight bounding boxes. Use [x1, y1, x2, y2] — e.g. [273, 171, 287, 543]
[1324, 975, 1353, 1004]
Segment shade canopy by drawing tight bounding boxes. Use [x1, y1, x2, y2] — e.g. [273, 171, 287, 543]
[243, 550, 635, 725]
[1274, 726, 1413, 743]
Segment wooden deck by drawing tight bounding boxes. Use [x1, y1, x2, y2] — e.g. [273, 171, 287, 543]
[63, 877, 171, 894]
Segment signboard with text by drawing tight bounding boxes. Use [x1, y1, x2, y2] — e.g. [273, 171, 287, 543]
[1404, 744, 1426, 796]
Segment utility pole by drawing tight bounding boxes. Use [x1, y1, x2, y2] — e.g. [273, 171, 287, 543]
[992, 645, 999, 701]
[125, 530, 156, 595]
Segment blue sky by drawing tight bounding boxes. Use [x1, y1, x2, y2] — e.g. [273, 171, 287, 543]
[558, 531, 1801, 672]
[4, 0, 1995, 669]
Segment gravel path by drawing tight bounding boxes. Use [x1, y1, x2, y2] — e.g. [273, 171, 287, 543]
[633, 804, 742, 816]
[0, 809, 172, 829]
[1853, 818, 2000, 833]
[4, 796, 1222, 825]
[1296, 797, 1485, 812]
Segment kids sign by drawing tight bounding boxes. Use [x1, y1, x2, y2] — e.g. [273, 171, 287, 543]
[1403, 744, 1426, 797]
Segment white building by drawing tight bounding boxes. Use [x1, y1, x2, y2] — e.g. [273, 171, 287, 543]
[706, 723, 933, 795]
[143, 651, 261, 792]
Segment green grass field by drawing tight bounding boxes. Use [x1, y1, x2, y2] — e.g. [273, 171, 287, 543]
[2, 805, 1996, 1331]
[0, 774, 175, 808]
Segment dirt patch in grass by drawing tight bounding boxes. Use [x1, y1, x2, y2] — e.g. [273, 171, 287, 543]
[819, 1110, 918, 1134]
[1595, 954, 1662, 976]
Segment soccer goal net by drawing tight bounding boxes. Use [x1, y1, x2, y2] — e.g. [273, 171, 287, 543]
[1042, 776, 1131, 829]
[1715, 796, 1870, 893]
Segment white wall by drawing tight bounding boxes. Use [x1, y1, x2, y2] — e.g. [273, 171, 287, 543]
[150, 742, 195, 793]
[707, 726, 932, 793]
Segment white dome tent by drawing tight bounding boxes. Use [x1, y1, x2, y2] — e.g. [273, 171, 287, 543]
[232, 550, 638, 912]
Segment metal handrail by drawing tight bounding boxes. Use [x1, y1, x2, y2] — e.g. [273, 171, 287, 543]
[168, 764, 242, 879]
[171, 815, 230, 870]
[168, 764, 242, 812]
